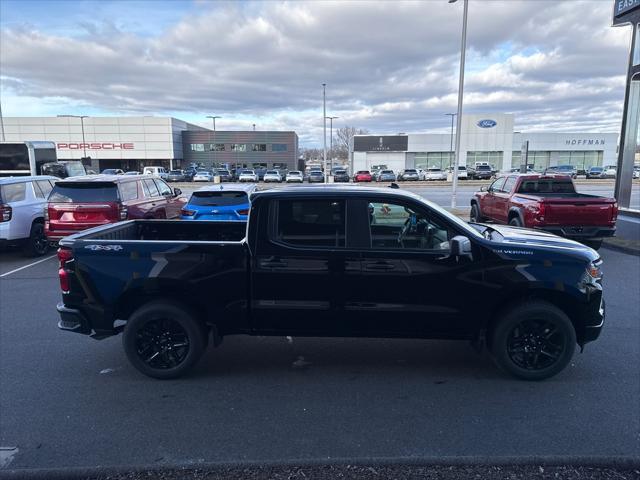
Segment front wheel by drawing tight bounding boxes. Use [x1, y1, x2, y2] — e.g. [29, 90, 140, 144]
[490, 301, 576, 380]
[470, 204, 484, 223]
[123, 300, 207, 379]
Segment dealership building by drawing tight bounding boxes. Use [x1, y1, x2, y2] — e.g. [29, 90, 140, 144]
[1, 116, 299, 172]
[351, 113, 619, 174]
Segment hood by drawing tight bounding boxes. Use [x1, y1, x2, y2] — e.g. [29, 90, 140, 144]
[486, 224, 599, 262]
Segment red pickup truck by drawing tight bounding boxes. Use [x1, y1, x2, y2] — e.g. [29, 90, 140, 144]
[470, 174, 617, 249]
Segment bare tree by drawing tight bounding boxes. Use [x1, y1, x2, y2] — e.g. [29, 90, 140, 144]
[333, 126, 369, 160]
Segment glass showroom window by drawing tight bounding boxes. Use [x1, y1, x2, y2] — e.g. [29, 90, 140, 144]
[272, 144, 288, 152]
[467, 151, 503, 171]
[252, 144, 267, 152]
[231, 144, 247, 152]
[190, 144, 205, 152]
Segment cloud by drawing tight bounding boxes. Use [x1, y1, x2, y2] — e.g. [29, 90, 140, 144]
[0, 0, 632, 146]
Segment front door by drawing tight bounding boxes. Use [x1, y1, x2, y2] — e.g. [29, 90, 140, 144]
[251, 197, 360, 335]
[493, 176, 517, 223]
[347, 197, 480, 337]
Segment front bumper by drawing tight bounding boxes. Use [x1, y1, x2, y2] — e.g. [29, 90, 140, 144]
[581, 296, 605, 344]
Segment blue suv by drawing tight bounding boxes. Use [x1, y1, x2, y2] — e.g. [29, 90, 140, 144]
[181, 184, 256, 221]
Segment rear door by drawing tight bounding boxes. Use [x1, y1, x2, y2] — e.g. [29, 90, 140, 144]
[153, 179, 183, 218]
[140, 178, 163, 218]
[251, 196, 360, 335]
[47, 182, 120, 235]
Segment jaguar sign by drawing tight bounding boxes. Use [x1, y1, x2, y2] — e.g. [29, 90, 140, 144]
[477, 119, 497, 129]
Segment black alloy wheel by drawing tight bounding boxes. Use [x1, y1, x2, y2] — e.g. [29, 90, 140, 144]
[506, 319, 565, 371]
[491, 301, 576, 380]
[135, 318, 190, 370]
[23, 222, 49, 257]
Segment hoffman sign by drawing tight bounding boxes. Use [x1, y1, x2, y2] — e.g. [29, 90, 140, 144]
[565, 139, 606, 146]
[57, 143, 135, 150]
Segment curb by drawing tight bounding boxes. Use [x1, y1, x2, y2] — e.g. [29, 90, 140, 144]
[2, 455, 639, 480]
[601, 241, 640, 256]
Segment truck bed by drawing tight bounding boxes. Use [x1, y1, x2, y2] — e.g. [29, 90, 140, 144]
[65, 219, 247, 244]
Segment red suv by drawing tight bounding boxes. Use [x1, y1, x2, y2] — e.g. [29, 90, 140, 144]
[353, 170, 373, 182]
[45, 175, 185, 242]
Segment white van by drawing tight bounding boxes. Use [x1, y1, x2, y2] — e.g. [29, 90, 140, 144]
[142, 167, 168, 179]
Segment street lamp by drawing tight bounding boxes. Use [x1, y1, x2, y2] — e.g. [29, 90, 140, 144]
[322, 83, 327, 181]
[206, 115, 221, 168]
[448, 0, 469, 208]
[252, 123, 256, 131]
[445, 113, 457, 170]
[325, 116, 339, 170]
[0, 102, 5, 142]
[58, 115, 89, 160]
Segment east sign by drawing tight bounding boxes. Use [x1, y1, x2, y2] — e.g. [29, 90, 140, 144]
[613, 0, 640, 26]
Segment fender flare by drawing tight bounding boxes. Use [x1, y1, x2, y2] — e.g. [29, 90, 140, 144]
[507, 207, 525, 226]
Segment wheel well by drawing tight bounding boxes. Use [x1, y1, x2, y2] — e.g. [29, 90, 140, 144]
[507, 209, 521, 221]
[32, 217, 44, 225]
[485, 290, 584, 347]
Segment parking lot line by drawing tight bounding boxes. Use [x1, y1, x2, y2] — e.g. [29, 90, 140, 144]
[0, 255, 57, 278]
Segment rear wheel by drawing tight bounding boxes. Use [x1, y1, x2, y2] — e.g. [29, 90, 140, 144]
[490, 301, 576, 380]
[123, 300, 207, 379]
[22, 222, 49, 257]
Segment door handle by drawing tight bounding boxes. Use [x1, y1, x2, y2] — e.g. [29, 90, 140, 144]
[364, 261, 395, 271]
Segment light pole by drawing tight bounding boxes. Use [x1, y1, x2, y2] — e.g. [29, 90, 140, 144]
[58, 115, 89, 160]
[206, 115, 221, 168]
[252, 123, 256, 131]
[0, 101, 5, 142]
[322, 83, 327, 181]
[449, 0, 468, 208]
[445, 113, 456, 170]
[325, 116, 339, 170]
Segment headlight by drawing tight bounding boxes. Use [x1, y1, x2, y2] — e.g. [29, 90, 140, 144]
[585, 261, 603, 283]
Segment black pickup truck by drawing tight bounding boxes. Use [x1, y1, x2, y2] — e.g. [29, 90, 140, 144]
[56, 186, 605, 380]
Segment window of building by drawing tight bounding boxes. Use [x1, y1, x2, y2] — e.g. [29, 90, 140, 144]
[272, 144, 288, 152]
[208, 144, 225, 151]
[367, 201, 450, 251]
[118, 181, 139, 201]
[556, 151, 603, 173]
[466, 151, 504, 171]
[275, 199, 345, 248]
[414, 152, 453, 170]
[252, 163, 267, 169]
[231, 144, 248, 152]
[190, 144, 205, 152]
[252, 144, 267, 152]
[272, 163, 288, 169]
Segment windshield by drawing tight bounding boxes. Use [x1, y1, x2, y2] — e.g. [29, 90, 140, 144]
[189, 191, 248, 206]
[169, 170, 182, 174]
[517, 178, 576, 194]
[266, 170, 278, 174]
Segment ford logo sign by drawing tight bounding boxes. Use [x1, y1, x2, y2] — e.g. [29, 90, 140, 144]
[477, 119, 497, 128]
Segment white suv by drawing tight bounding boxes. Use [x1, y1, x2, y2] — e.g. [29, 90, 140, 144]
[0, 176, 58, 256]
[142, 166, 168, 180]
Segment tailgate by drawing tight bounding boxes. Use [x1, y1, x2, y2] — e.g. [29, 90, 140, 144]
[48, 202, 119, 232]
[543, 199, 616, 226]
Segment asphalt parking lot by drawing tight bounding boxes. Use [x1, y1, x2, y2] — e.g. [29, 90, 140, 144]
[0, 242, 638, 473]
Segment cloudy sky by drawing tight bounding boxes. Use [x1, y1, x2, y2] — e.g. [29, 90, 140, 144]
[0, 0, 634, 146]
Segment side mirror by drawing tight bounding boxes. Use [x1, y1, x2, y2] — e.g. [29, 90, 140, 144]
[174, 188, 182, 196]
[450, 235, 473, 260]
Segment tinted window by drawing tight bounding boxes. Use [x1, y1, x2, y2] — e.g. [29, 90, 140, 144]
[119, 181, 139, 201]
[154, 179, 172, 196]
[190, 191, 248, 206]
[276, 199, 345, 248]
[0, 182, 27, 202]
[0, 144, 30, 171]
[49, 183, 119, 203]
[517, 178, 576, 194]
[502, 177, 517, 193]
[272, 144, 287, 152]
[252, 144, 267, 152]
[142, 179, 160, 197]
[34, 180, 53, 199]
[368, 201, 450, 251]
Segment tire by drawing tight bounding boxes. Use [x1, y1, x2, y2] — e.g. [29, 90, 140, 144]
[470, 203, 484, 223]
[123, 300, 207, 379]
[508, 216, 523, 227]
[22, 222, 49, 257]
[583, 239, 602, 250]
[490, 301, 576, 381]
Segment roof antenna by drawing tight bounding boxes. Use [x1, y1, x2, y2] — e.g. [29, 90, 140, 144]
[389, 182, 399, 189]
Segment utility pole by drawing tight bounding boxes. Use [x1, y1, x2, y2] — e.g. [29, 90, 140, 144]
[322, 83, 327, 181]
[58, 115, 89, 161]
[0, 101, 5, 141]
[206, 115, 221, 168]
[326, 116, 339, 170]
[445, 113, 456, 170]
[449, 0, 469, 209]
